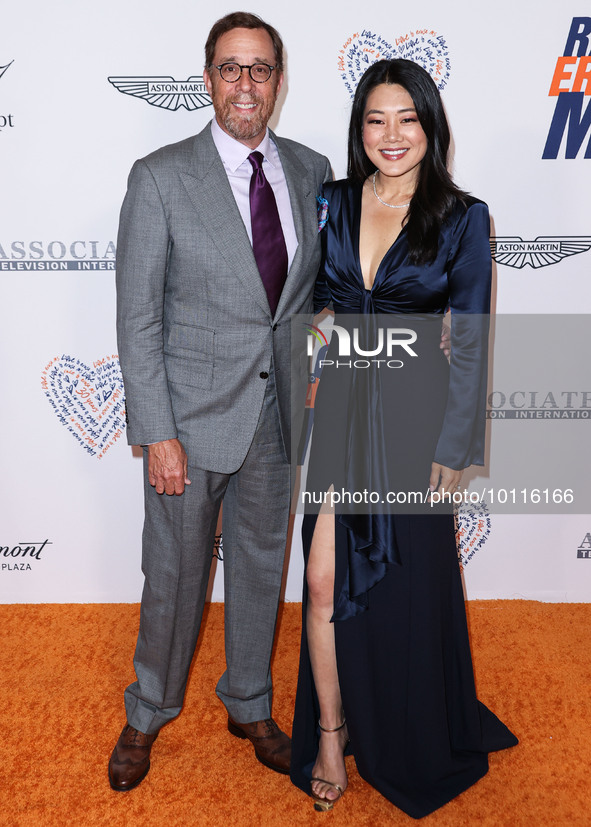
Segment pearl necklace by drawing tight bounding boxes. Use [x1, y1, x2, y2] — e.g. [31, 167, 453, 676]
[372, 172, 411, 209]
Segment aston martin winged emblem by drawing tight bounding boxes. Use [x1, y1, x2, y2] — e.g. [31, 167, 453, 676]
[490, 236, 591, 269]
[0, 61, 14, 82]
[108, 76, 212, 111]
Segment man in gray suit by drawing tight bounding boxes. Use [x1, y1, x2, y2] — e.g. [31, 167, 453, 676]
[108, 11, 331, 791]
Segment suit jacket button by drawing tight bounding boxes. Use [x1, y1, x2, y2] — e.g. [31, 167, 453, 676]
[272, 323, 278, 331]
[259, 371, 269, 379]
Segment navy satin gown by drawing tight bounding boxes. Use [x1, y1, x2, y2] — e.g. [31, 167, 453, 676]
[290, 180, 517, 819]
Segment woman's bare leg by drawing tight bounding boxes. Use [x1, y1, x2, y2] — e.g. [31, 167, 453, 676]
[306, 510, 349, 802]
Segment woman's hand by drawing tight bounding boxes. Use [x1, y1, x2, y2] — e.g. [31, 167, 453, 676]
[429, 462, 462, 498]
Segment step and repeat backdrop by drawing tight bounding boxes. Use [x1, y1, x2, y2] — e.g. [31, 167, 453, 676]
[1, 1, 590, 602]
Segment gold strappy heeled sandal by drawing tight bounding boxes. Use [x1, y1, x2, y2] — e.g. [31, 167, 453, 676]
[310, 719, 348, 812]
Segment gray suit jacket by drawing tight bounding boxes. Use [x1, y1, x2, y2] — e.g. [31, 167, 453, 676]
[116, 123, 331, 474]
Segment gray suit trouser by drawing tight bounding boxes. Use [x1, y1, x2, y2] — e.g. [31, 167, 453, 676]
[124, 368, 291, 735]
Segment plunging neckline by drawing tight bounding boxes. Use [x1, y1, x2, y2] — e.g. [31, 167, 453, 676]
[354, 181, 408, 292]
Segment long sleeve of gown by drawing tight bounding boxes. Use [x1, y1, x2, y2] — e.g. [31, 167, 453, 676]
[434, 201, 492, 469]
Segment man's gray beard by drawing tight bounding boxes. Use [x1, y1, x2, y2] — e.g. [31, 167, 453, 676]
[222, 111, 267, 142]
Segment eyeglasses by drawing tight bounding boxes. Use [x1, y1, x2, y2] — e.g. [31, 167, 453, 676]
[212, 63, 276, 83]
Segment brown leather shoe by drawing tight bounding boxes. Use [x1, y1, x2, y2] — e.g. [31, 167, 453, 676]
[108, 723, 158, 791]
[228, 717, 291, 774]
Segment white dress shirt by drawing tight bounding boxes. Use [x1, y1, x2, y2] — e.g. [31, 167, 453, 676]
[210, 117, 298, 268]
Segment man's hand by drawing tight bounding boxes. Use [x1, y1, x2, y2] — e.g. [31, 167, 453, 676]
[429, 462, 462, 498]
[148, 439, 191, 495]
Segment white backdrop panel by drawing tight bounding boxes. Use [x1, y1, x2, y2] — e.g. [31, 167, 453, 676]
[1, 0, 589, 602]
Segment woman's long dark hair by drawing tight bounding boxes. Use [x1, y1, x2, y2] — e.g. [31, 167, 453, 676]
[348, 59, 467, 264]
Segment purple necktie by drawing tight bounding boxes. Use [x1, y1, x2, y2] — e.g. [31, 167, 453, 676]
[248, 151, 288, 316]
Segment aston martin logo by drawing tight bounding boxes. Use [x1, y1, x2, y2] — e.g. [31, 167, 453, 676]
[108, 76, 212, 111]
[491, 237, 591, 269]
[0, 61, 13, 82]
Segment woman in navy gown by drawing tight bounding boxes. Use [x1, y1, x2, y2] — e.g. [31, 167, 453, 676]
[290, 59, 517, 819]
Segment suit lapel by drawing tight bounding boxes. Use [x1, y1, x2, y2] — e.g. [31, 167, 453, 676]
[179, 125, 318, 321]
[179, 126, 271, 317]
[272, 133, 318, 320]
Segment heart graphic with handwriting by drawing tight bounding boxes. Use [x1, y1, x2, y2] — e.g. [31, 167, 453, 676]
[456, 501, 492, 568]
[338, 28, 451, 99]
[41, 354, 126, 458]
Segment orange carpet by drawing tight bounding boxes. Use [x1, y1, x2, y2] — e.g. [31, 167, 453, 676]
[0, 601, 589, 826]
